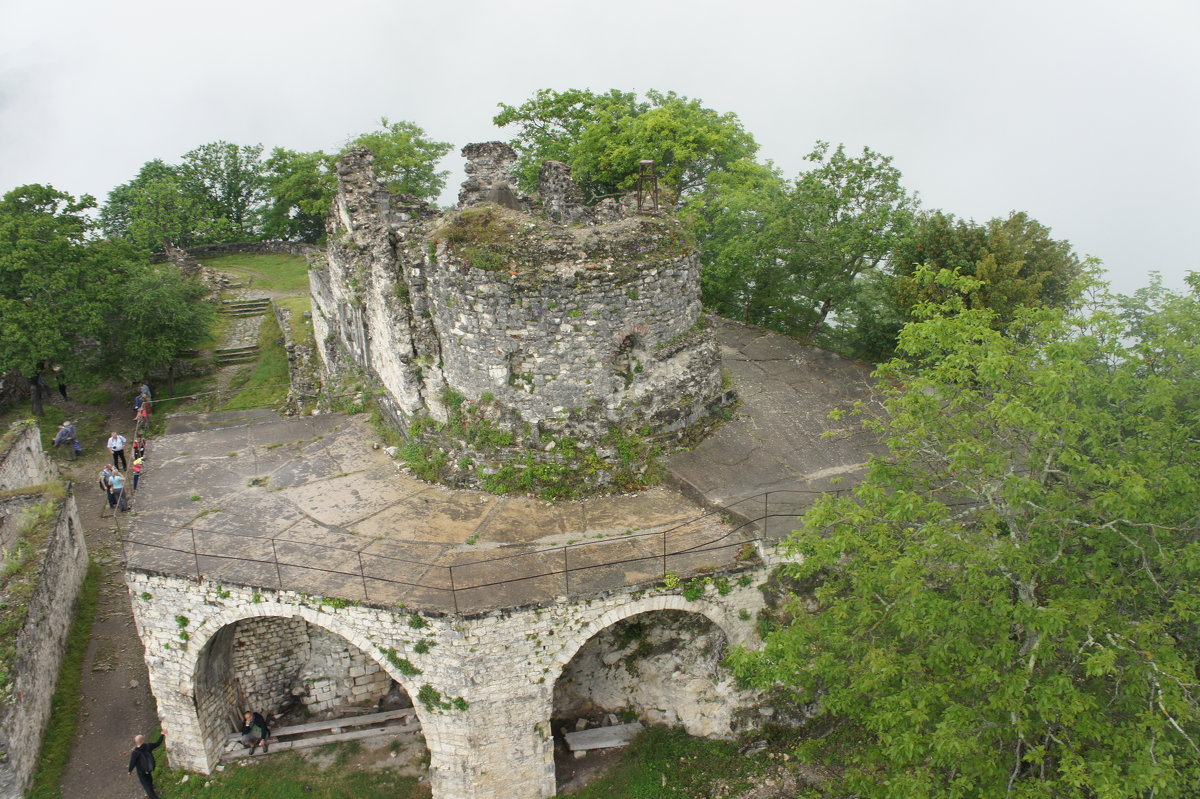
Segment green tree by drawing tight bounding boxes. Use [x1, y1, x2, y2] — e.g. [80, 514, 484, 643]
[731, 268, 1200, 798]
[689, 142, 916, 345]
[0, 185, 126, 414]
[345, 118, 452, 199]
[261, 121, 451, 243]
[99, 159, 178, 241]
[0, 184, 215, 413]
[493, 88, 645, 193]
[262, 147, 335, 242]
[493, 88, 758, 201]
[178, 141, 268, 238]
[892, 210, 1082, 325]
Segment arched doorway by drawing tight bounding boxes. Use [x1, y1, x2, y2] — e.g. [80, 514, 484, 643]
[550, 609, 740, 793]
[192, 615, 427, 771]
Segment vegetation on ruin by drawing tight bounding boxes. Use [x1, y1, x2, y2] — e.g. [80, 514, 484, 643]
[390, 388, 664, 501]
[730, 270, 1200, 798]
[0, 493, 65, 703]
[28, 562, 100, 799]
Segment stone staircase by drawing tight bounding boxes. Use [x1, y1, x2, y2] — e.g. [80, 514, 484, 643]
[214, 345, 259, 365]
[220, 298, 271, 317]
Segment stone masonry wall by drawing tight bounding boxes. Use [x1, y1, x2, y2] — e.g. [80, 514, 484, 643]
[0, 422, 54, 491]
[127, 566, 771, 799]
[314, 146, 732, 492]
[554, 610, 760, 739]
[0, 472, 87, 796]
[230, 616, 310, 718]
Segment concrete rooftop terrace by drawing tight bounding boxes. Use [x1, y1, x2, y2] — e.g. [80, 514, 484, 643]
[125, 320, 878, 614]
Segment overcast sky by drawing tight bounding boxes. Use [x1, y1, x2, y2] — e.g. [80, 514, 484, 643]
[2, 0, 1197, 294]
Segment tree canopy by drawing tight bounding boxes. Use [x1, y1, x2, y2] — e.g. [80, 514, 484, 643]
[494, 88, 758, 201]
[689, 142, 917, 345]
[892, 210, 1083, 326]
[731, 268, 1200, 798]
[0, 184, 213, 413]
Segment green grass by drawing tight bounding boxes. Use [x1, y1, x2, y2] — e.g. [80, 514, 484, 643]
[221, 310, 290, 410]
[200, 254, 311, 293]
[554, 726, 772, 799]
[155, 750, 429, 798]
[28, 561, 101, 799]
[275, 295, 314, 344]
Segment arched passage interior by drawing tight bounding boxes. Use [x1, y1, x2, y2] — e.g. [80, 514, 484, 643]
[551, 609, 744, 791]
[193, 615, 424, 765]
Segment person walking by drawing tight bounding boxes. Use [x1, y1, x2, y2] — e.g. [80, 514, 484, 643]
[107, 431, 127, 470]
[127, 729, 165, 799]
[52, 420, 77, 460]
[132, 434, 147, 460]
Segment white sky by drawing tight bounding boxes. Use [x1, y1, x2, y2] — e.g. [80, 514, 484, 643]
[2, 0, 1197, 294]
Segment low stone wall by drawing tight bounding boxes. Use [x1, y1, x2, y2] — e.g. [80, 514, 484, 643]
[0, 423, 87, 796]
[151, 240, 316, 263]
[272, 302, 321, 412]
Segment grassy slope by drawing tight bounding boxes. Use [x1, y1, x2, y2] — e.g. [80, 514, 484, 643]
[199, 254, 311, 293]
[220, 309, 290, 410]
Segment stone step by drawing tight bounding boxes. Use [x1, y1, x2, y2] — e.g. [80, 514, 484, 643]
[215, 345, 259, 355]
[215, 352, 258, 365]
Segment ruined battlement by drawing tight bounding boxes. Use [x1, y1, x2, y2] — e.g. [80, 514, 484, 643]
[312, 144, 731, 495]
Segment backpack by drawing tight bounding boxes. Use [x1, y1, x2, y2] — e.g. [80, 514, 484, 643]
[137, 747, 155, 773]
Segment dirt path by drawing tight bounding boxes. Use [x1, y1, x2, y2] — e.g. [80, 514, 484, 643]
[52, 393, 158, 799]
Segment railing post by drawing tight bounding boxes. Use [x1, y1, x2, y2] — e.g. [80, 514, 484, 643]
[449, 565, 459, 615]
[358, 551, 369, 601]
[271, 539, 283, 591]
[191, 527, 201, 582]
[563, 547, 569, 595]
[662, 531, 667, 578]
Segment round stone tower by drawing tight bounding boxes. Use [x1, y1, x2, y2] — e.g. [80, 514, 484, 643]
[311, 143, 732, 497]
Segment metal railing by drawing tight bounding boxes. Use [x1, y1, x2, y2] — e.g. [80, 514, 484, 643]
[122, 489, 846, 615]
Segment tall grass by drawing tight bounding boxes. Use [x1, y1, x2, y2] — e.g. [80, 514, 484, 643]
[221, 311, 290, 410]
[201, 254, 311, 293]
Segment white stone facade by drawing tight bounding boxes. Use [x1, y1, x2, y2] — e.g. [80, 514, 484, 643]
[126, 567, 770, 799]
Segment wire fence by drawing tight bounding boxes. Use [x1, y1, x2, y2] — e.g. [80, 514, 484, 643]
[121, 488, 847, 615]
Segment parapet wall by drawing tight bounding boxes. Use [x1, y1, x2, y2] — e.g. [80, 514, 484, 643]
[312, 144, 730, 493]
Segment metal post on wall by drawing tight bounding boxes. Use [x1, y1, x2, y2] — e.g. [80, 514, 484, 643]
[271, 539, 283, 590]
[636, 160, 659, 213]
[563, 547, 570, 594]
[358, 551, 369, 601]
[449, 565, 459, 615]
[190, 527, 202, 582]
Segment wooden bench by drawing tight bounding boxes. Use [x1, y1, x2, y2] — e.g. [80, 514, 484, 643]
[221, 707, 421, 760]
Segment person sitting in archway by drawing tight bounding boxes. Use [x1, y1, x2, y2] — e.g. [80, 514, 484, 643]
[240, 710, 270, 755]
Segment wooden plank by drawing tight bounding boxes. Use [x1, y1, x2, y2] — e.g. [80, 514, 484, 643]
[222, 720, 422, 761]
[223, 707, 416, 743]
[564, 722, 643, 752]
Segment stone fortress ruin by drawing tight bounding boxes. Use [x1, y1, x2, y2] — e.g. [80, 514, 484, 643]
[311, 142, 732, 495]
[124, 140, 878, 799]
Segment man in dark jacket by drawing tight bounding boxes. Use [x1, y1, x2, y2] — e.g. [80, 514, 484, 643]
[128, 729, 165, 798]
[240, 710, 270, 754]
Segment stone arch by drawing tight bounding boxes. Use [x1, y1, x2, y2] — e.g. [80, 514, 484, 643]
[545, 596, 745, 792]
[548, 594, 739, 682]
[178, 602, 429, 772]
